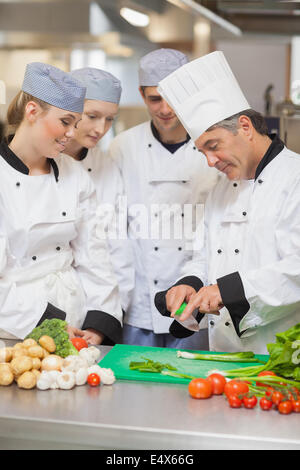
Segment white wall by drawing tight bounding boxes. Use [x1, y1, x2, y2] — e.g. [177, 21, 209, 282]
[215, 37, 287, 114]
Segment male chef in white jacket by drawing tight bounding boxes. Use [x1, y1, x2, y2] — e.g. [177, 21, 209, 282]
[109, 49, 219, 348]
[155, 51, 300, 354]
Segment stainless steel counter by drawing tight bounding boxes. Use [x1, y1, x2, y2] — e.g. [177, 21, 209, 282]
[0, 345, 299, 450]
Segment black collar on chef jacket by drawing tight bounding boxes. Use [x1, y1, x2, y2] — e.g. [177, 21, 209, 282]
[0, 140, 59, 182]
[78, 147, 88, 161]
[254, 133, 284, 180]
[150, 121, 191, 154]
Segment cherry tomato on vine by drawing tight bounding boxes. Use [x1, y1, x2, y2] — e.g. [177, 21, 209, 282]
[271, 391, 284, 406]
[71, 337, 88, 351]
[242, 395, 258, 409]
[256, 371, 276, 387]
[292, 400, 300, 413]
[278, 401, 293, 415]
[227, 394, 242, 408]
[87, 373, 101, 387]
[188, 378, 212, 399]
[224, 380, 249, 397]
[260, 397, 273, 411]
[265, 387, 274, 397]
[207, 373, 226, 395]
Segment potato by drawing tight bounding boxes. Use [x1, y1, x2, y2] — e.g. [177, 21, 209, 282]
[0, 363, 12, 373]
[22, 338, 37, 348]
[17, 371, 37, 389]
[31, 369, 41, 380]
[0, 368, 14, 386]
[10, 356, 33, 376]
[0, 348, 13, 362]
[13, 342, 25, 350]
[12, 348, 28, 359]
[31, 357, 41, 370]
[38, 335, 56, 353]
[27, 345, 45, 359]
[41, 355, 63, 371]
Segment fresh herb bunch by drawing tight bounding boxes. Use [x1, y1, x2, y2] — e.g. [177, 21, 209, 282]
[219, 323, 300, 380]
[26, 318, 78, 358]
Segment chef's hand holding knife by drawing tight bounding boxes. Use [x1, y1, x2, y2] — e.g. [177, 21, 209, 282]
[166, 284, 223, 321]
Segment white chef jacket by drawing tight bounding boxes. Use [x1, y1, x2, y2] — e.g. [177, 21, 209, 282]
[108, 121, 219, 334]
[179, 143, 300, 354]
[65, 146, 135, 314]
[0, 142, 123, 341]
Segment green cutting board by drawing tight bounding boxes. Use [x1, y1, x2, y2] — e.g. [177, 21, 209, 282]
[99, 344, 269, 384]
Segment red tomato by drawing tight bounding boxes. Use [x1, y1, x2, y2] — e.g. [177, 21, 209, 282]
[224, 380, 249, 397]
[256, 371, 276, 387]
[265, 387, 274, 397]
[71, 337, 88, 351]
[242, 395, 258, 409]
[271, 391, 284, 406]
[259, 397, 273, 411]
[278, 401, 293, 415]
[227, 395, 242, 408]
[87, 373, 101, 387]
[292, 400, 300, 413]
[207, 373, 226, 395]
[188, 378, 212, 399]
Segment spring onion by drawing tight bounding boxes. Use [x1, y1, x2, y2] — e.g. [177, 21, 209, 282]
[177, 350, 264, 363]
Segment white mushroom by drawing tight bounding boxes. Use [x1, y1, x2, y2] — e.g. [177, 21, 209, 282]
[62, 355, 88, 372]
[47, 370, 61, 389]
[87, 346, 101, 363]
[79, 348, 96, 366]
[75, 368, 89, 386]
[57, 371, 75, 390]
[37, 371, 52, 391]
[97, 367, 116, 385]
[87, 364, 103, 376]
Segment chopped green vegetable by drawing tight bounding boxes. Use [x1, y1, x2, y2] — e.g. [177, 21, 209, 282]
[129, 356, 177, 373]
[177, 350, 263, 363]
[26, 318, 78, 358]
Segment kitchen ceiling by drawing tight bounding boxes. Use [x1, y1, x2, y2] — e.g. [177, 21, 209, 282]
[196, 0, 300, 35]
[0, 0, 299, 50]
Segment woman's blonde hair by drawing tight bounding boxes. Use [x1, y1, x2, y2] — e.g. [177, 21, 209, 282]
[5, 91, 49, 143]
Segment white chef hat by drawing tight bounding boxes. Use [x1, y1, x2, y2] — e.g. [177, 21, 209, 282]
[71, 67, 122, 104]
[157, 51, 250, 141]
[139, 48, 189, 86]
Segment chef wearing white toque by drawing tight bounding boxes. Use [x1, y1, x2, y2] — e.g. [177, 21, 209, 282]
[0, 62, 123, 345]
[108, 48, 219, 348]
[155, 51, 300, 354]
